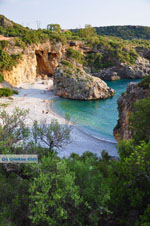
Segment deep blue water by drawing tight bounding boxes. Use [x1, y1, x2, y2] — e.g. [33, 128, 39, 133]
[51, 79, 140, 142]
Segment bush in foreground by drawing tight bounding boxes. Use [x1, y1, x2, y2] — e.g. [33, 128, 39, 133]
[0, 88, 18, 97]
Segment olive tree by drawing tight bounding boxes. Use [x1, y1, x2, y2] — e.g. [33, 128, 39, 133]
[32, 118, 72, 153]
[0, 107, 30, 153]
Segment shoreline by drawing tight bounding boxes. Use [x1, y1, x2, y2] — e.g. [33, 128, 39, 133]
[0, 79, 118, 158]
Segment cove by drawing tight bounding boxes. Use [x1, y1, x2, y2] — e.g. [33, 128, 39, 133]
[51, 79, 140, 142]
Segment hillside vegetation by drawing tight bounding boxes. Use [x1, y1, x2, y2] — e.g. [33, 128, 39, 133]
[0, 15, 150, 225]
[0, 92, 150, 225]
[1, 15, 150, 75]
[71, 25, 150, 40]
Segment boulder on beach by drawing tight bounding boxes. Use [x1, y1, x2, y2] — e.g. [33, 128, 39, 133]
[53, 64, 115, 100]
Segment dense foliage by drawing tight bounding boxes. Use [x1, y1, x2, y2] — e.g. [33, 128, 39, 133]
[0, 39, 22, 72]
[0, 109, 111, 225]
[0, 73, 4, 82]
[95, 25, 150, 40]
[129, 98, 150, 144]
[66, 48, 84, 64]
[0, 92, 150, 225]
[138, 74, 150, 89]
[0, 15, 150, 225]
[0, 88, 18, 97]
[72, 25, 150, 40]
[85, 35, 139, 71]
[1, 15, 150, 74]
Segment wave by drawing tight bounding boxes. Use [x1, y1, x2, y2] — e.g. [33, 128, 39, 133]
[75, 125, 118, 145]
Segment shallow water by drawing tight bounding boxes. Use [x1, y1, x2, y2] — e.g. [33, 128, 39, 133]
[51, 79, 140, 142]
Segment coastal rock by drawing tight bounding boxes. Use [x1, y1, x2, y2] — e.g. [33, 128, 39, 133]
[93, 57, 150, 81]
[54, 65, 115, 100]
[114, 82, 150, 141]
[136, 47, 150, 60]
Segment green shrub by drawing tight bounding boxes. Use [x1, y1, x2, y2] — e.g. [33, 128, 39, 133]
[48, 31, 67, 44]
[29, 154, 81, 226]
[14, 37, 26, 49]
[0, 40, 9, 50]
[61, 60, 74, 68]
[138, 75, 150, 89]
[66, 48, 84, 64]
[13, 89, 19, 95]
[129, 98, 150, 144]
[0, 88, 18, 97]
[110, 140, 150, 225]
[0, 73, 4, 82]
[0, 50, 21, 71]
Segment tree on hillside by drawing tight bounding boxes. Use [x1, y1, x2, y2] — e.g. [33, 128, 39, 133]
[0, 108, 29, 153]
[32, 117, 71, 153]
[47, 24, 61, 32]
[79, 24, 97, 40]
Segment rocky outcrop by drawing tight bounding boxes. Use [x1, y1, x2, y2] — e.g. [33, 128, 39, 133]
[3, 41, 65, 86]
[114, 82, 150, 141]
[36, 42, 65, 77]
[93, 57, 150, 81]
[136, 47, 150, 60]
[54, 64, 115, 100]
[0, 16, 13, 27]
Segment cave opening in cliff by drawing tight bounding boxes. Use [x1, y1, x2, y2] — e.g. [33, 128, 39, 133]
[35, 50, 54, 78]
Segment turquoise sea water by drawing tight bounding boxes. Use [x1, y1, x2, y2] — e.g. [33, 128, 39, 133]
[51, 79, 140, 142]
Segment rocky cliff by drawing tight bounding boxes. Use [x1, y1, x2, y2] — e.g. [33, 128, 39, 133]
[93, 56, 150, 81]
[114, 81, 150, 140]
[2, 33, 150, 88]
[2, 15, 150, 87]
[2, 39, 65, 86]
[54, 64, 115, 100]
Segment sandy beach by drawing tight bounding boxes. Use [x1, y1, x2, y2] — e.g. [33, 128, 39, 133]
[0, 79, 118, 158]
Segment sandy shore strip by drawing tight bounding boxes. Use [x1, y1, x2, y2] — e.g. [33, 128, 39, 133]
[0, 79, 118, 157]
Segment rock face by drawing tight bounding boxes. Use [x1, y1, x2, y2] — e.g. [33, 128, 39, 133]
[114, 82, 150, 140]
[93, 57, 150, 81]
[54, 65, 115, 100]
[3, 36, 150, 87]
[0, 16, 13, 27]
[3, 41, 65, 86]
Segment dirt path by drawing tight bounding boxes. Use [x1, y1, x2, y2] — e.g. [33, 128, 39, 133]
[0, 35, 14, 41]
